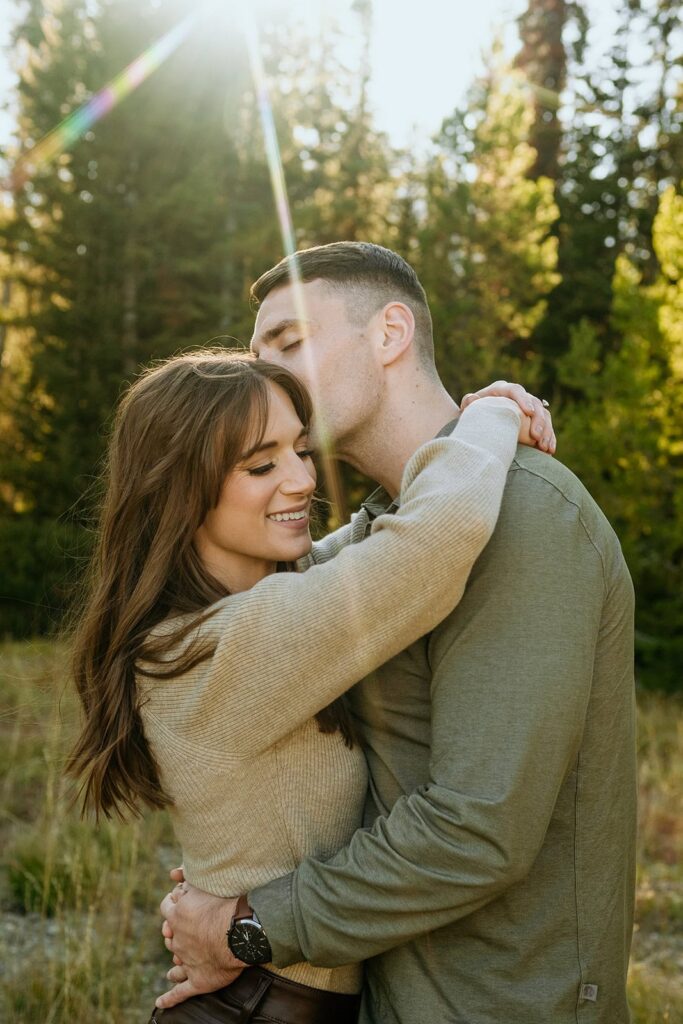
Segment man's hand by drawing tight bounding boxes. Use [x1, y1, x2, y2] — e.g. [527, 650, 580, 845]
[156, 873, 245, 1010]
[460, 381, 556, 454]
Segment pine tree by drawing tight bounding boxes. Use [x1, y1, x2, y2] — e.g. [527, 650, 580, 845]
[417, 52, 560, 396]
[260, 3, 398, 250]
[555, 182, 683, 690]
[0, 0, 406, 623]
[0, 0, 272, 635]
[532, 0, 683, 367]
[1, 0, 255, 518]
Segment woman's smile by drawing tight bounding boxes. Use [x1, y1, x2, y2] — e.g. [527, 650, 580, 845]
[266, 505, 310, 527]
[194, 382, 317, 592]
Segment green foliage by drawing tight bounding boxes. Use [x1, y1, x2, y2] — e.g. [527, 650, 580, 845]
[418, 54, 560, 395]
[555, 185, 683, 692]
[1, 0, 259, 518]
[0, 518, 92, 638]
[7, 828, 105, 918]
[533, 0, 683, 366]
[629, 692, 683, 1023]
[0, 0, 680, 691]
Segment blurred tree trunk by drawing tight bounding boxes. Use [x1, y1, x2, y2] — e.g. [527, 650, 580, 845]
[515, 0, 568, 181]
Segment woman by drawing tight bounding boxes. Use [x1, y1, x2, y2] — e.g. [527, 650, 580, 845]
[67, 349, 535, 1023]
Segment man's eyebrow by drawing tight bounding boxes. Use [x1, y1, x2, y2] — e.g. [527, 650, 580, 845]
[257, 318, 315, 343]
[240, 426, 308, 461]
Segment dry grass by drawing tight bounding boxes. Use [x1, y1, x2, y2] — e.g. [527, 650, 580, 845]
[1, 640, 681, 1022]
[630, 692, 683, 1023]
[0, 641, 174, 1022]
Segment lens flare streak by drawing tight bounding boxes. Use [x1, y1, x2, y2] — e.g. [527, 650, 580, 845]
[242, 13, 298, 263]
[243, 11, 347, 523]
[7, 3, 347, 520]
[11, 13, 196, 189]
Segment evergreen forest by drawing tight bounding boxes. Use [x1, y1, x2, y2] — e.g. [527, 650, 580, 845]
[1, 0, 681, 692]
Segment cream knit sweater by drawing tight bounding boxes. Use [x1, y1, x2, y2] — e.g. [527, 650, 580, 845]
[137, 397, 521, 994]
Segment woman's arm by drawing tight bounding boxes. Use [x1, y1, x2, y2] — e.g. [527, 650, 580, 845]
[302, 518, 356, 569]
[306, 381, 554, 568]
[141, 397, 522, 756]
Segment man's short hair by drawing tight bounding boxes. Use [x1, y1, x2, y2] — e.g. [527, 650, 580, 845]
[250, 242, 435, 369]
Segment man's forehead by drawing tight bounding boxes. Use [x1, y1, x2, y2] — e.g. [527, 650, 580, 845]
[251, 281, 345, 341]
[255, 279, 345, 320]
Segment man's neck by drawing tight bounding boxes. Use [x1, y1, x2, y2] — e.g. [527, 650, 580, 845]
[337, 379, 460, 497]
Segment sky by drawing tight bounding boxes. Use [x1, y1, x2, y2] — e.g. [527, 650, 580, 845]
[0, 0, 620, 156]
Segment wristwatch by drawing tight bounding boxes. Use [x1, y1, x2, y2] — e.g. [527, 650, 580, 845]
[227, 894, 273, 965]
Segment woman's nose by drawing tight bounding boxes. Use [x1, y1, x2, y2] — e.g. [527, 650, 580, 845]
[281, 455, 316, 495]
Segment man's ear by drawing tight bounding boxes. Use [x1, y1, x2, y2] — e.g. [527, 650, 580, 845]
[377, 302, 416, 367]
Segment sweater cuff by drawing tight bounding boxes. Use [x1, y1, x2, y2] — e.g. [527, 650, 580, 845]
[249, 873, 303, 967]
[455, 396, 522, 467]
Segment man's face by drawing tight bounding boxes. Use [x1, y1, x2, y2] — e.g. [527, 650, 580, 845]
[250, 279, 381, 450]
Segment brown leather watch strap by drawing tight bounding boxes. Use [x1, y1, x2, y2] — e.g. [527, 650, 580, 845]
[233, 893, 252, 924]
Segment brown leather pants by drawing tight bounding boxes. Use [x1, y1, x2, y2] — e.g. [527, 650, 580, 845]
[148, 967, 360, 1024]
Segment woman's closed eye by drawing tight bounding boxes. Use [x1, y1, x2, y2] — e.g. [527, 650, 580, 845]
[247, 449, 314, 476]
[281, 339, 302, 353]
[247, 461, 276, 476]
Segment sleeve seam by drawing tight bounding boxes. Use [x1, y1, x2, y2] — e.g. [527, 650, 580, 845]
[509, 459, 608, 595]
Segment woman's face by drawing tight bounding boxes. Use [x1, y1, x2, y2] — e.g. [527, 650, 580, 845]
[194, 382, 317, 593]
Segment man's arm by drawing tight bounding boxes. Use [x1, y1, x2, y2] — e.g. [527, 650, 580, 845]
[249, 462, 607, 966]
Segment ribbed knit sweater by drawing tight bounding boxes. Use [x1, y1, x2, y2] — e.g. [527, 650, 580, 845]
[137, 397, 521, 994]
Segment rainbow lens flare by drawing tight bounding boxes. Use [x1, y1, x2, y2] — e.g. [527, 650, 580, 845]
[10, 12, 196, 190]
[6, 3, 347, 520]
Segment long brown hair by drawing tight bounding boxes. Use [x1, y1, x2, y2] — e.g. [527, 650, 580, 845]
[66, 349, 352, 821]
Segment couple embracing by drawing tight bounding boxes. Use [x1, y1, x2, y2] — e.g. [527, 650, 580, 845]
[69, 242, 636, 1024]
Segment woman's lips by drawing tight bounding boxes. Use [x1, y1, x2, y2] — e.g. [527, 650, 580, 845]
[266, 510, 309, 529]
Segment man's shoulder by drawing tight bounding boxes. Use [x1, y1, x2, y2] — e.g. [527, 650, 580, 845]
[493, 446, 627, 585]
[507, 448, 602, 520]
[508, 445, 586, 499]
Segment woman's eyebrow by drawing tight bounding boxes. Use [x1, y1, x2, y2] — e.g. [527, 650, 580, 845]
[240, 427, 308, 461]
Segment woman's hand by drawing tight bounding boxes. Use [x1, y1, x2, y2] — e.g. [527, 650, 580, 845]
[460, 381, 555, 454]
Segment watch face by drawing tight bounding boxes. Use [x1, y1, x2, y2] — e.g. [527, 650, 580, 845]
[229, 922, 272, 965]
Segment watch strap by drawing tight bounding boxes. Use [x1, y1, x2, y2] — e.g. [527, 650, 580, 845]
[232, 893, 252, 925]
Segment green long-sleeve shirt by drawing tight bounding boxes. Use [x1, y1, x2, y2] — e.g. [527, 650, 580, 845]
[250, 439, 636, 1024]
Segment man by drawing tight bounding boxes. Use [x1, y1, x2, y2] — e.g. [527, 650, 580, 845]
[158, 243, 636, 1023]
